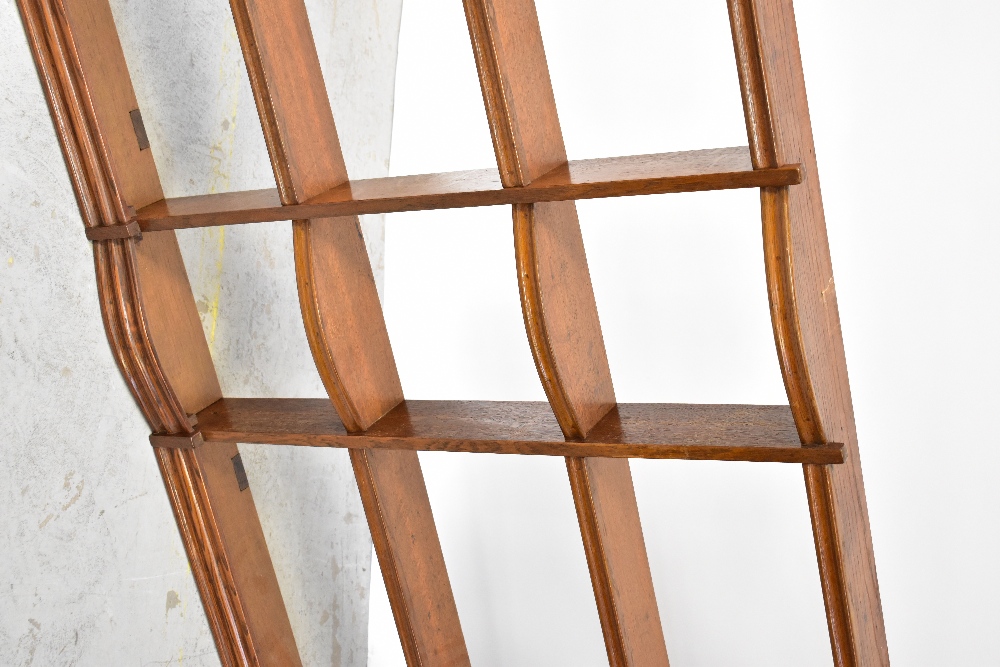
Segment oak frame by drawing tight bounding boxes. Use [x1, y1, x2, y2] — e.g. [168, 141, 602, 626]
[16, 0, 888, 665]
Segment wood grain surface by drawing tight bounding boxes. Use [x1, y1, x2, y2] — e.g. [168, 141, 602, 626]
[134, 230, 222, 416]
[465, 0, 616, 438]
[728, 0, 889, 664]
[19, 0, 887, 660]
[463, 1, 671, 663]
[229, 0, 401, 431]
[352, 449, 472, 666]
[17, 0, 301, 664]
[568, 457, 669, 667]
[195, 399, 843, 464]
[228, 0, 470, 663]
[84, 219, 141, 239]
[135, 148, 801, 232]
[191, 442, 304, 666]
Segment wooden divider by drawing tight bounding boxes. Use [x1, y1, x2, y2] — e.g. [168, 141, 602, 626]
[225, 0, 470, 664]
[463, 1, 670, 664]
[16, 0, 301, 663]
[727, 0, 889, 665]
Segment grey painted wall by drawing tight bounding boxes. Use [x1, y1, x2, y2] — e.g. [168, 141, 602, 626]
[0, 0, 402, 664]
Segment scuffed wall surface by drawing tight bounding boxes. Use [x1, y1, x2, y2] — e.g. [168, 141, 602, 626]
[0, 0, 402, 664]
[0, 2, 220, 663]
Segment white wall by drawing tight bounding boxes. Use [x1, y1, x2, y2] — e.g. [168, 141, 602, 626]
[0, 0, 401, 665]
[373, 0, 1000, 665]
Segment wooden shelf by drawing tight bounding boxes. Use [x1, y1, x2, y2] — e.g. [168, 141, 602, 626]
[137, 147, 801, 232]
[195, 398, 842, 464]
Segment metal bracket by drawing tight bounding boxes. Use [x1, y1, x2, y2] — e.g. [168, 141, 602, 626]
[231, 453, 250, 491]
[129, 109, 150, 151]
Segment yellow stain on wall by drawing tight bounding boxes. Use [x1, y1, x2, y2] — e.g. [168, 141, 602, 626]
[194, 22, 240, 351]
[205, 228, 225, 347]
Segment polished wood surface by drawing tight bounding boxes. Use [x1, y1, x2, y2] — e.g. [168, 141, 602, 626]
[464, 1, 669, 663]
[84, 220, 140, 239]
[42, 0, 159, 216]
[352, 449, 471, 666]
[728, 0, 889, 664]
[228, 0, 401, 431]
[20, 0, 888, 661]
[136, 148, 801, 232]
[134, 230, 222, 415]
[294, 215, 403, 431]
[196, 398, 842, 464]
[18, 1, 300, 664]
[149, 430, 205, 450]
[192, 442, 303, 666]
[568, 457, 669, 667]
[228, 0, 470, 664]
[465, 0, 615, 437]
[227, 0, 346, 203]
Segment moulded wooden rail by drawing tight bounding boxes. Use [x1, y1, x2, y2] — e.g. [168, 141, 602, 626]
[194, 398, 845, 464]
[136, 146, 801, 231]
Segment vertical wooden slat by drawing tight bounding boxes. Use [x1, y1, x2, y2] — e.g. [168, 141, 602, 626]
[226, 1, 470, 664]
[464, 0, 614, 435]
[727, 1, 890, 665]
[567, 457, 670, 667]
[190, 441, 304, 665]
[132, 231, 223, 415]
[16, 0, 301, 664]
[226, 0, 401, 430]
[463, 2, 670, 665]
[352, 448, 473, 667]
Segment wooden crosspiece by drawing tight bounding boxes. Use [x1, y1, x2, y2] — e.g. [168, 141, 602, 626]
[16, 0, 889, 665]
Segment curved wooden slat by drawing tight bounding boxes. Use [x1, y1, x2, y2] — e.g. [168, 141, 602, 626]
[293, 217, 403, 431]
[727, 0, 889, 665]
[513, 200, 617, 438]
[464, 0, 615, 438]
[227, 1, 471, 664]
[464, 0, 611, 431]
[17, 1, 301, 664]
[227, 0, 401, 431]
[464, 1, 670, 664]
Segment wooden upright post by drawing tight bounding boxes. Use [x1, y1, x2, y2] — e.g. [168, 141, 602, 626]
[464, 1, 670, 664]
[227, 0, 470, 664]
[728, 0, 889, 664]
[17, 0, 300, 663]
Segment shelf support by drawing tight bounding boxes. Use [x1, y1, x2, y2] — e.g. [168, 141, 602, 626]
[226, 0, 470, 664]
[464, 1, 670, 664]
[728, 0, 890, 664]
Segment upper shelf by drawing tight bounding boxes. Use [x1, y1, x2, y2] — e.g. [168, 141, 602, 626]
[195, 398, 841, 464]
[138, 146, 801, 232]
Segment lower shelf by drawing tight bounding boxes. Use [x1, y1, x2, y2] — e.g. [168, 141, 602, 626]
[195, 399, 842, 464]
